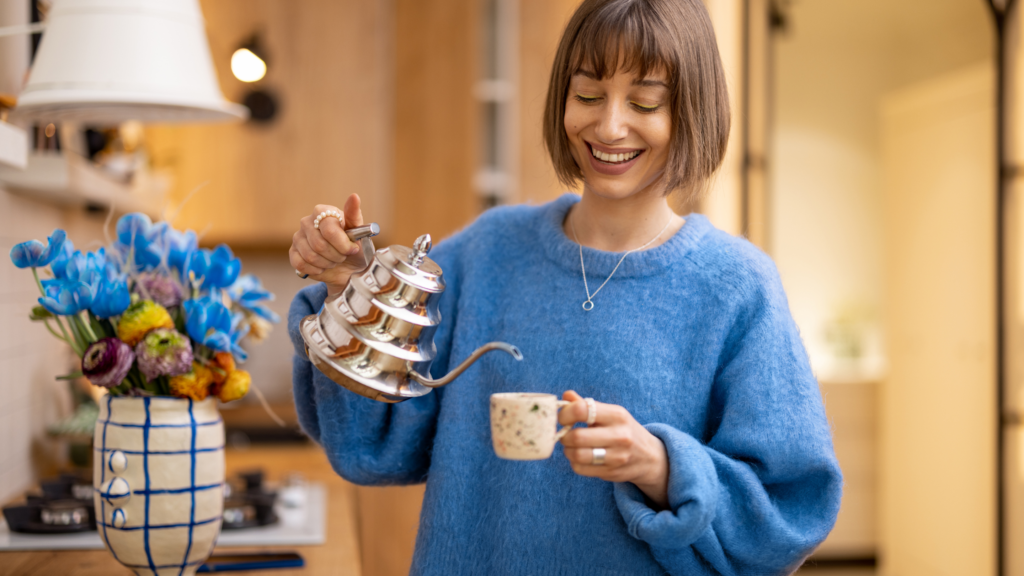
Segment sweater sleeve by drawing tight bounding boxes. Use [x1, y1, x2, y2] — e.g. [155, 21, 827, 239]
[288, 238, 465, 486]
[612, 264, 843, 575]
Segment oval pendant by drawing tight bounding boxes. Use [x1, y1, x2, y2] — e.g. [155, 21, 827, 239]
[582, 300, 594, 311]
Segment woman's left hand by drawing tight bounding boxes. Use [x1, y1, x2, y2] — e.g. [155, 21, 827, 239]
[559, 390, 670, 509]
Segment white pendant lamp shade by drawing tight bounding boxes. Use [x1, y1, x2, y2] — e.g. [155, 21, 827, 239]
[14, 0, 248, 125]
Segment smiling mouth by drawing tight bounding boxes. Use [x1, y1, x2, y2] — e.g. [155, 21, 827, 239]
[589, 144, 643, 164]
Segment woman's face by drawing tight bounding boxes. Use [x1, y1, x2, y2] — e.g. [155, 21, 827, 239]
[563, 68, 672, 201]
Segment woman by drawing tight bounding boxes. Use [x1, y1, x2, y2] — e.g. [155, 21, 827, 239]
[288, 0, 842, 574]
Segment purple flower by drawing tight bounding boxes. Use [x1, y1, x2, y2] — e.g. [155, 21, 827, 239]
[135, 328, 193, 382]
[82, 338, 135, 388]
[135, 272, 184, 308]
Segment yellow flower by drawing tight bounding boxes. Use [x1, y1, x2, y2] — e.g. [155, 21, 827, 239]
[218, 370, 251, 402]
[117, 301, 174, 347]
[210, 352, 236, 386]
[169, 362, 214, 401]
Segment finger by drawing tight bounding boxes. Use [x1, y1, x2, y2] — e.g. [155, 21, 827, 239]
[312, 204, 344, 220]
[305, 224, 349, 263]
[343, 194, 364, 228]
[560, 426, 635, 449]
[290, 245, 324, 276]
[318, 215, 359, 257]
[565, 446, 630, 468]
[294, 234, 336, 270]
[580, 400, 629, 427]
[559, 390, 589, 426]
[568, 462, 634, 482]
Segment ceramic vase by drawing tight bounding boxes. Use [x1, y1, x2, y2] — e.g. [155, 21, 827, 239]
[93, 396, 225, 576]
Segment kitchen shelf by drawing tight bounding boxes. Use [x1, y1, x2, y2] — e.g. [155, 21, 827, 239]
[0, 151, 166, 216]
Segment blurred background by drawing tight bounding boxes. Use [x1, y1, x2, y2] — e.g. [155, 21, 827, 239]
[0, 0, 1022, 574]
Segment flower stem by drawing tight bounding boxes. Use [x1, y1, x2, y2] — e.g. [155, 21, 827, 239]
[33, 268, 81, 354]
[65, 316, 87, 355]
[78, 311, 99, 342]
[30, 267, 45, 295]
[42, 318, 69, 343]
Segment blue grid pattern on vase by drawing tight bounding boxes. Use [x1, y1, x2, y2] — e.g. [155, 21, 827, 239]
[96, 396, 225, 576]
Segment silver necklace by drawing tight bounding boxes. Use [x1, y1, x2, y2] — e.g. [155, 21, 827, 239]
[570, 211, 674, 311]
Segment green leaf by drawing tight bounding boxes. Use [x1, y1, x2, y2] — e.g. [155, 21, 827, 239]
[55, 371, 84, 381]
[30, 305, 55, 321]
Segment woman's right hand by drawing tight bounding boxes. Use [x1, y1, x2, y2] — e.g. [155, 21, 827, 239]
[290, 194, 369, 296]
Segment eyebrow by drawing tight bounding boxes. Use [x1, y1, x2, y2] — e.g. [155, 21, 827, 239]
[573, 70, 668, 88]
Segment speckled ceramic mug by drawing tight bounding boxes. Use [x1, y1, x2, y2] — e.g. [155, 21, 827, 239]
[490, 393, 570, 460]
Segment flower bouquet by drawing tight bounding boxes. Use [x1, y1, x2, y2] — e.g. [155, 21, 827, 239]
[9, 212, 279, 399]
[9, 213, 280, 575]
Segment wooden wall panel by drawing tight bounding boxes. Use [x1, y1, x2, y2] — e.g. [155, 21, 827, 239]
[390, 0, 480, 247]
[145, 0, 394, 247]
[518, 0, 580, 204]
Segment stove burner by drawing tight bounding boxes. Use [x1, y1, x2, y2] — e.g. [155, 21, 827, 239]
[2, 470, 281, 534]
[2, 474, 96, 534]
[40, 500, 90, 527]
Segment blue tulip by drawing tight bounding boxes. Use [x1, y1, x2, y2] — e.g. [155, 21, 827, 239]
[114, 213, 161, 270]
[206, 245, 242, 289]
[9, 229, 67, 269]
[63, 249, 108, 289]
[50, 238, 75, 279]
[186, 248, 212, 285]
[229, 311, 250, 361]
[163, 227, 197, 272]
[227, 274, 280, 323]
[183, 296, 234, 352]
[90, 276, 131, 318]
[38, 279, 93, 315]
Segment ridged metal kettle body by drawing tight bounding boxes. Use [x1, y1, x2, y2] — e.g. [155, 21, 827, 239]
[300, 228, 521, 403]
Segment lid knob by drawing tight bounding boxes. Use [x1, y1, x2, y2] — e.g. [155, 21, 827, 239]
[409, 234, 432, 267]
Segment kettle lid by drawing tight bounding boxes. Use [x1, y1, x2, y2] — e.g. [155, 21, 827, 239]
[375, 234, 445, 293]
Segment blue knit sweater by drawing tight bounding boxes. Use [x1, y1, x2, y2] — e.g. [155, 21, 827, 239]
[289, 194, 842, 576]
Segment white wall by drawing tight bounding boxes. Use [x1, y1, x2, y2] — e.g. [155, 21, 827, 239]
[771, 0, 991, 383]
[0, 189, 84, 503]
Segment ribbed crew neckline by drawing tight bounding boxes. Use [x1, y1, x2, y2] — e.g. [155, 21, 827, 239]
[536, 193, 711, 278]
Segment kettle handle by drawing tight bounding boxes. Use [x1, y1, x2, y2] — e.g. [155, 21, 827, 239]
[345, 223, 380, 270]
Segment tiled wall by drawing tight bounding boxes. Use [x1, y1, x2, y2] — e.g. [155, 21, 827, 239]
[0, 188, 81, 504]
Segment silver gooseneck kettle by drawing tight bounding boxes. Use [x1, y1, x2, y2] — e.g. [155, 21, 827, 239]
[299, 224, 522, 403]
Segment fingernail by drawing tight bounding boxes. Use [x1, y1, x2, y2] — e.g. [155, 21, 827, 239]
[349, 246, 361, 255]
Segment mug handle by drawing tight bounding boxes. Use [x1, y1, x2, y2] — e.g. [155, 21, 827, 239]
[554, 400, 572, 442]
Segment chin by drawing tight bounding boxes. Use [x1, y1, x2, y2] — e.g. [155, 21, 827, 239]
[582, 175, 663, 201]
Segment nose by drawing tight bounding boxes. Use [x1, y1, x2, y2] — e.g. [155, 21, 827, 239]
[594, 100, 629, 143]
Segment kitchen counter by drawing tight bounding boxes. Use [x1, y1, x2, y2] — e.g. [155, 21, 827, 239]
[0, 444, 363, 576]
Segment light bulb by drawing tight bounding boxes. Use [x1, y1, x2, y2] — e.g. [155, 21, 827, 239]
[231, 48, 267, 83]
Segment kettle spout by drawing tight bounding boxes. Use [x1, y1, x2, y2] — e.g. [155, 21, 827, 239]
[410, 342, 523, 389]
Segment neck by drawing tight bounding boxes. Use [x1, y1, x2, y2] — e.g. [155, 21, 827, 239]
[565, 188, 682, 252]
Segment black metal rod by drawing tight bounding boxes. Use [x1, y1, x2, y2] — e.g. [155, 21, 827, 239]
[986, 1, 1016, 574]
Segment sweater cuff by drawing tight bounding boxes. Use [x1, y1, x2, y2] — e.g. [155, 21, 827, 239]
[613, 423, 719, 550]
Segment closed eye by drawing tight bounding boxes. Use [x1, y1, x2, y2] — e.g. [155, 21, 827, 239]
[574, 94, 601, 104]
[631, 102, 660, 113]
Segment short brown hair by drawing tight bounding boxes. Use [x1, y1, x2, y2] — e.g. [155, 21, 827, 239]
[543, 0, 731, 200]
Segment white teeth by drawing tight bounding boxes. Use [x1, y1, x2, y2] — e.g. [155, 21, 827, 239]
[591, 147, 640, 163]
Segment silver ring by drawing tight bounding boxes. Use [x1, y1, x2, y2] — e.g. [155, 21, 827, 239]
[295, 269, 309, 279]
[585, 398, 597, 426]
[314, 210, 343, 230]
[591, 447, 606, 466]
